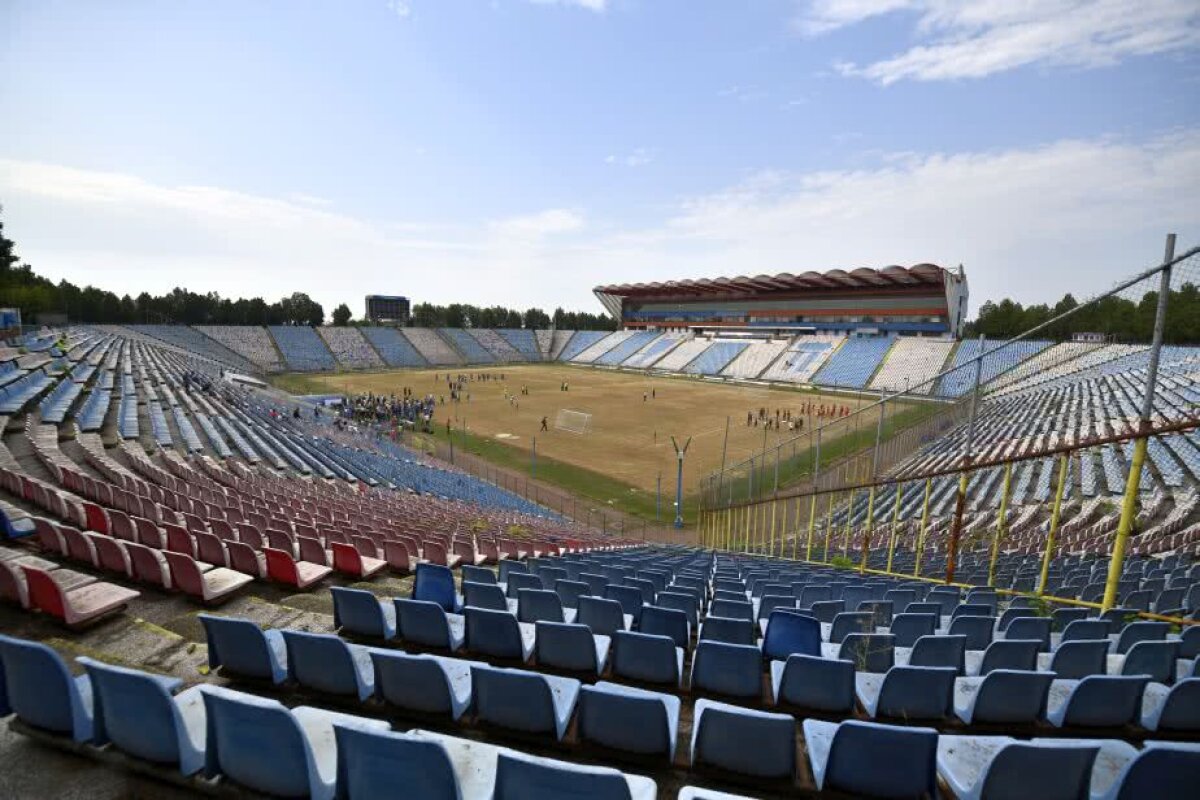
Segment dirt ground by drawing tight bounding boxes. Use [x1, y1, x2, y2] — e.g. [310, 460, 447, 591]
[305, 364, 886, 495]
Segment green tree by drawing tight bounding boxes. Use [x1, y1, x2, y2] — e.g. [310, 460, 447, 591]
[332, 303, 352, 326]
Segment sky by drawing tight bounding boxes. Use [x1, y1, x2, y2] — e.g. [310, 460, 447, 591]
[1, 0, 1198, 320]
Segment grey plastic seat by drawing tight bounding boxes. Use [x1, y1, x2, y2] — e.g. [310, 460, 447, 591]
[968, 639, 1040, 676]
[691, 699, 795, 780]
[770, 653, 855, 712]
[281, 630, 375, 701]
[470, 664, 580, 741]
[1090, 739, 1200, 800]
[464, 581, 514, 613]
[1038, 639, 1109, 679]
[554, 579, 588, 610]
[936, 735, 1100, 800]
[809, 599, 845, 623]
[1141, 677, 1200, 732]
[996, 606, 1039, 632]
[1111, 621, 1170, 654]
[1005, 617, 1051, 652]
[370, 650, 478, 720]
[331, 586, 397, 640]
[826, 633, 895, 674]
[578, 681, 680, 761]
[827, 611, 874, 644]
[954, 669, 1055, 725]
[949, 615, 995, 651]
[394, 598, 465, 651]
[804, 719, 938, 798]
[1108, 640, 1180, 684]
[1057, 619, 1111, 646]
[199, 614, 287, 684]
[855, 665, 956, 721]
[505, 571, 543, 600]
[897, 634, 967, 674]
[534, 621, 610, 675]
[332, 725, 461, 800]
[690, 641, 762, 700]
[612, 630, 684, 687]
[1046, 674, 1151, 728]
[517, 588, 573, 625]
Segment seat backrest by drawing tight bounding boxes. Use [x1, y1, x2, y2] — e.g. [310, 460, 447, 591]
[126, 542, 168, 587]
[1049, 639, 1109, 680]
[464, 581, 508, 611]
[1111, 742, 1200, 800]
[830, 612, 875, 644]
[980, 742, 1098, 800]
[1115, 620, 1169, 654]
[78, 657, 185, 765]
[493, 752, 631, 800]
[334, 725, 460, 800]
[369, 651, 454, 715]
[0, 634, 87, 738]
[979, 639, 1040, 674]
[297, 537, 328, 566]
[762, 609, 821, 661]
[640, 605, 689, 649]
[889, 613, 937, 648]
[1063, 675, 1150, 727]
[535, 621, 599, 672]
[517, 588, 565, 624]
[506, 571, 543, 599]
[691, 641, 763, 699]
[413, 563, 458, 612]
[613, 631, 679, 686]
[1121, 640, 1180, 683]
[461, 564, 495, 585]
[471, 665, 554, 733]
[162, 551, 205, 597]
[838, 633, 896, 673]
[281, 630, 359, 696]
[200, 686, 316, 797]
[875, 666, 956, 719]
[1153, 679, 1200, 732]
[198, 614, 278, 679]
[1061, 619, 1111, 643]
[466, 606, 523, 657]
[21, 566, 67, 619]
[824, 720, 937, 798]
[331, 586, 388, 637]
[605, 584, 646, 623]
[709, 598, 753, 622]
[693, 700, 796, 779]
[948, 615, 994, 650]
[577, 596, 625, 636]
[700, 615, 754, 646]
[1005, 617, 1051, 650]
[973, 669, 1055, 722]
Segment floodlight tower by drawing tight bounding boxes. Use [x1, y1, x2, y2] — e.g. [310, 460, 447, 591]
[671, 436, 691, 530]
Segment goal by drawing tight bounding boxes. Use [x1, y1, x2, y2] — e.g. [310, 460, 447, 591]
[554, 408, 592, 434]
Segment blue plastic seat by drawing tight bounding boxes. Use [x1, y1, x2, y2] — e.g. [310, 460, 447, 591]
[554, 579, 589, 610]
[413, 563, 462, 613]
[887, 612, 937, 648]
[949, 615, 995, 651]
[1046, 674, 1151, 728]
[937, 735, 1100, 800]
[394, 598, 465, 651]
[518, 588, 570, 624]
[899, 633, 967, 675]
[996, 606, 1038, 632]
[771, 653, 855, 712]
[470, 664, 580, 741]
[1058, 619, 1111, 645]
[639, 605, 689, 649]
[709, 598, 754, 622]
[535, 620, 610, 674]
[462, 564, 497, 585]
[809, 599, 846, 623]
[828, 611, 874, 644]
[970, 638, 1040, 676]
[464, 580, 512, 612]
[858, 600, 893, 628]
[856, 665, 956, 721]
[1005, 617, 1051, 651]
[0, 634, 93, 742]
[282, 630, 376, 701]
[466, 606, 536, 662]
[333, 725, 460, 800]
[761, 609, 820, 661]
[612, 630, 684, 687]
[1141, 677, 1200, 731]
[699, 614, 754, 646]
[954, 669, 1055, 725]
[498, 560, 528, 584]
[691, 698, 796, 779]
[805, 718, 937, 797]
[578, 681, 680, 761]
[830, 632, 896, 673]
[77, 656, 206, 775]
[1095, 740, 1200, 799]
[370, 650, 476, 720]
[331, 586, 397, 640]
[1040, 639, 1108, 679]
[657, 590, 700, 630]
[198, 614, 287, 684]
[605, 584, 646, 626]
[1111, 640, 1180, 684]
[200, 684, 388, 800]
[505, 571, 544, 601]
[756, 594, 796, 624]
[492, 749, 648, 800]
[1112, 621, 1169, 654]
[578, 595, 629, 636]
[690, 641, 762, 700]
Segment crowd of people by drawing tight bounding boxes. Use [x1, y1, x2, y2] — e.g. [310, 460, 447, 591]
[746, 401, 853, 431]
[342, 387, 437, 431]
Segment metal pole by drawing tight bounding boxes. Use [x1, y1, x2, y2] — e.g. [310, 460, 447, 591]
[822, 494, 835, 561]
[946, 334, 985, 584]
[1038, 453, 1070, 595]
[1103, 234, 1175, 611]
[914, 477, 932, 577]
[988, 461, 1014, 587]
[672, 436, 690, 530]
[842, 489, 856, 556]
[717, 415, 730, 507]
[769, 499, 778, 557]
[885, 482, 903, 573]
[805, 494, 817, 561]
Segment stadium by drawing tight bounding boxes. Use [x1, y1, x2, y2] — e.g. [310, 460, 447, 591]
[2, 3, 1200, 798]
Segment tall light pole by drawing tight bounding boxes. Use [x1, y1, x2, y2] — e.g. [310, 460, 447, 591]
[671, 436, 691, 529]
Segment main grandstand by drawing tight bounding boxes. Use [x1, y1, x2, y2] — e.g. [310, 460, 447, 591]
[1, 256, 1199, 798]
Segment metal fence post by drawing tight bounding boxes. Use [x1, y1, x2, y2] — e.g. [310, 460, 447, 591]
[914, 477, 932, 577]
[805, 494, 817, 561]
[946, 334, 985, 584]
[885, 481, 903, 573]
[988, 461, 1014, 587]
[1038, 453, 1071, 594]
[1103, 234, 1175, 611]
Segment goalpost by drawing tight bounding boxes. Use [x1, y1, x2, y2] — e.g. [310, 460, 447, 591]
[554, 408, 592, 434]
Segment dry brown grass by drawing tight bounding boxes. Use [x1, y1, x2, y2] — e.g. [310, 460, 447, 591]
[303, 364, 891, 495]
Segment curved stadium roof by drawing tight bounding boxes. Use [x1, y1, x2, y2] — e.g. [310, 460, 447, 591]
[594, 263, 949, 299]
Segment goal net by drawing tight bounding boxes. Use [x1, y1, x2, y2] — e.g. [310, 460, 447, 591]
[554, 408, 592, 434]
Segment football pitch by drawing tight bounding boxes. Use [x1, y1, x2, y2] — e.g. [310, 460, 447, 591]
[291, 364, 910, 510]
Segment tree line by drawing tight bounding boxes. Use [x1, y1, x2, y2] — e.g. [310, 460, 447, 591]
[964, 285, 1200, 344]
[0, 211, 614, 330]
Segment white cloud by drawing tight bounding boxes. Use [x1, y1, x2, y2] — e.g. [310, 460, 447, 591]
[526, 0, 607, 12]
[799, 0, 1200, 84]
[605, 148, 653, 167]
[386, 0, 411, 19]
[1, 130, 1197, 320]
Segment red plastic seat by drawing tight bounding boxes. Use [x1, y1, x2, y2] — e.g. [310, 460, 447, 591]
[263, 547, 331, 590]
[22, 564, 138, 627]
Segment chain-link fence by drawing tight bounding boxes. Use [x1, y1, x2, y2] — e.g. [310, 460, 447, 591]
[701, 236, 1200, 612]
